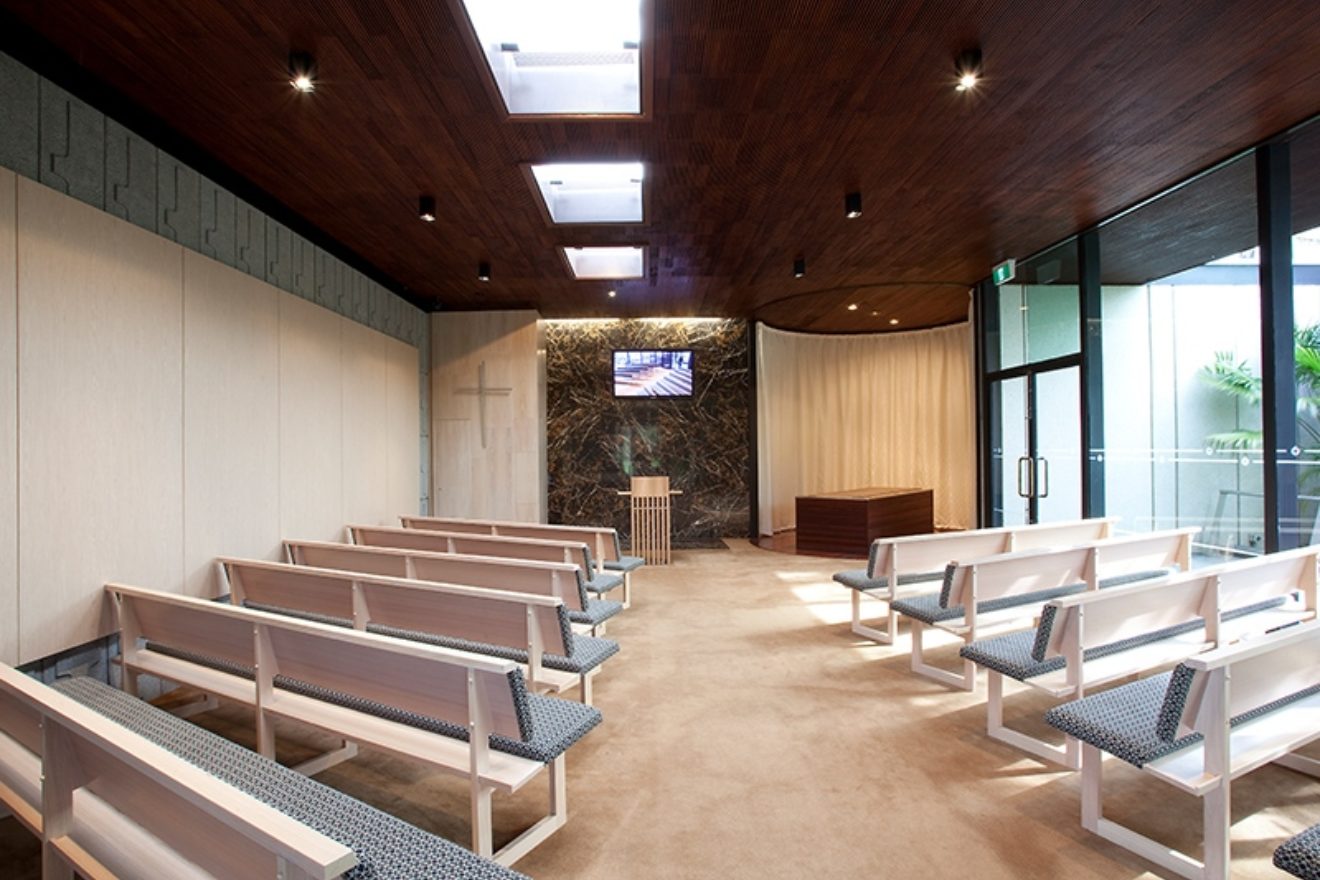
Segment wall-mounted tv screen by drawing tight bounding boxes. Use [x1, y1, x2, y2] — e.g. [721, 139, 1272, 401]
[613, 349, 694, 398]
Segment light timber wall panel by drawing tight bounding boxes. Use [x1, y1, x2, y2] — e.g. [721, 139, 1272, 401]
[279, 293, 344, 542]
[342, 318, 390, 526]
[182, 251, 281, 596]
[17, 178, 184, 662]
[431, 310, 544, 521]
[386, 336, 421, 519]
[0, 170, 16, 665]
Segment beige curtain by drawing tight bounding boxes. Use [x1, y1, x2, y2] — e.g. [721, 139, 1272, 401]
[756, 322, 975, 534]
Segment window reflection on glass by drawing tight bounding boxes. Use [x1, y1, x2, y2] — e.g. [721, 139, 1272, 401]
[1098, 156, 1262, 560]
[1289, 123, 1320, 546]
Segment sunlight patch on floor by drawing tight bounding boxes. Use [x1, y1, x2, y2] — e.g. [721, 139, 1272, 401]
[789, 582, 853, 624]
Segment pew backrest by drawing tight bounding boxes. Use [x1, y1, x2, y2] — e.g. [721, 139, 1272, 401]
[106, 583, 525, 741]
[284, 540, 586, 611]
[0, 662, 356, 879]
[219, 558, 570, 659]
[350, 525, 594, 576]
[943, 527, 1196, 609]
[872, 516, 1119, 579]
[401, 515, 619, 567]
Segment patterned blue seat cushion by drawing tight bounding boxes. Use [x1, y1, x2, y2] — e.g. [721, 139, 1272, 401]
[569, 598, 623, 626]
[891, 582, 1086, 625]
[144, 642, 602, 764]
[831, 570, 943, 592]
[1276, 824, 1320, 879]
[585, 571, 625, 595]
[605, 555, 645, 572]
[937, 565, 1178, 609]
[1046, 669, 1320, 768]
[51, 677, 529, 880]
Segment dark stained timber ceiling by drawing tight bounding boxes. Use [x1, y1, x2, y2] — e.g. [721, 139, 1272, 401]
[3, 0, 1320, 332]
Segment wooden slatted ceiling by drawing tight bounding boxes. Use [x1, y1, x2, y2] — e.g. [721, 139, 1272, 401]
[2, 0, 1320, 331]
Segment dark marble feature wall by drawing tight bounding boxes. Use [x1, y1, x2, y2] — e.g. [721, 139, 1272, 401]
[545, 319, 751, 547]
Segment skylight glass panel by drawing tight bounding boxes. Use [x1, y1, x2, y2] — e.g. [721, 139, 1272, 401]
[562, 246, 645, 279]
[459, 0, 644, 116]
[530, 162, 644, 224]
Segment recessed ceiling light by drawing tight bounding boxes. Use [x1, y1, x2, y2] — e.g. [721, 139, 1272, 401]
[955, 48, 982, 92]
[871, 311, 879, 316]
[418, 195, 437, 223]
[456, 0, 645, 116]
[845, 191, 862, 219]
[529, 162, 644, 224]
[889, 318, 899, 325]
[793, 257, 806, 278]
[289, 52, 317, 93]
[847, 303, 859, 311]
[562, 245, 645, 279]
[608, 289, 617, 298]
[477, 261, 492, 282]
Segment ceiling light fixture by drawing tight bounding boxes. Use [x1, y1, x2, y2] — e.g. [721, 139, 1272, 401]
[844, 191, 862, 219]
[289, 52, 317, 93]
[793, 257, 806, 278]
[955, 48, 983, 92]
[608, 289, 617, 298]
[418, 195, 436, 223]
[889, 318, 900, 325]
[477, 261, 492, 282]
[847, 303, 859, 311]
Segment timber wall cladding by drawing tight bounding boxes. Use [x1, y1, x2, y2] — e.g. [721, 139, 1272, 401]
[0, 48, 431, 512]
[3, 172, 419, 664]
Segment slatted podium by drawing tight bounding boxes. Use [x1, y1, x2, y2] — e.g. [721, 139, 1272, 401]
[617, 476, 681, 565]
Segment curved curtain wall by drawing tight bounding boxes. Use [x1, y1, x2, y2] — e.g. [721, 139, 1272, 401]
[756, 322, 975, 535]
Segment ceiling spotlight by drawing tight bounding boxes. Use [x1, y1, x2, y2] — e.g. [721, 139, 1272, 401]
[871, 311, 879, 317]
[955, 48, 983, 91]
[847, 303, 859, 311]
[289, 52, 317, 93]
[477, 261, 491, 282]
[793, 257, 806, 278]
[844, 192, 862, 219]
[889, 318, 900, 325]
[608, 289, 617, 298]
[418, 195, 436, 223]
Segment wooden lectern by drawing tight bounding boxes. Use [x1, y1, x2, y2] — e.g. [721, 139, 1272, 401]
[618, 476, 682, 565]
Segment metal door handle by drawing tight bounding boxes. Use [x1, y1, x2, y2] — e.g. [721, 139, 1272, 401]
[1016, 456, 1033, 498]
[1036, 457, 1050, 499]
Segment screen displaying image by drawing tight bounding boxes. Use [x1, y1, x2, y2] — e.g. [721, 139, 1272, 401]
[613, 349, 694, 398]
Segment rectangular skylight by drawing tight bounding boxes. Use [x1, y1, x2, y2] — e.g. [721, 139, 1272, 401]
[562, 246, 645, 279]
[457, 0, 645, 116]
[530, 162, 644, 224]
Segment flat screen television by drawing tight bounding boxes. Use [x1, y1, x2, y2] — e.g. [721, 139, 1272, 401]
[613, 349, 694, 398]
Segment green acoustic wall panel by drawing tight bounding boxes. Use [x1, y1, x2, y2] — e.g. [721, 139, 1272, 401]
[0, 54, 37, 178]
[234, 198, 266, 280]
[157, 151, 201, 251]
[39, 80, 103, 207]
[291, 234, 315, 301]
[199, 179, 237, 266]
[104, 119, 156, 229]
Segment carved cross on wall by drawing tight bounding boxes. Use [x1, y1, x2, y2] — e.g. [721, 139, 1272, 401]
[454, 360, 512, 449]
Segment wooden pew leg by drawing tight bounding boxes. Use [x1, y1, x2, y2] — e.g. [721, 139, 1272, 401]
[1203, 783, 1230, 880]
[1275, 752, 1320, 778]
[622, 572, 632, 609]
[579, 671, 594, 706]
[41, 844, 74, 880]
[471, 782, 494, 859]
[170, 694, 219, 720]
[909, 625, 976, 692]
[849, 590, 895, 645]
[291, 740, 359, 777]
[492, 756, 568, 866]
[1082, 744, 1205, 879]
[256, 710, 276, 761]
[986, 673, 1080, 769]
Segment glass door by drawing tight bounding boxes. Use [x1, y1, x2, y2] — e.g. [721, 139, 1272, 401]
[989, 365, 1082, 525]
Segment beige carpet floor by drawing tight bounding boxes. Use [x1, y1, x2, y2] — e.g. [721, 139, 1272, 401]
[3, 539, 1318, 878]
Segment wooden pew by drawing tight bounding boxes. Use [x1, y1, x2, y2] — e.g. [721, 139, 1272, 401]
[218, 557, 616, 703]
[891, 528, 1196, 691]
[282, 539, 620, 635]
[1046, 620, 1320, 880]
[0, 662, 357, 879]
[348, 525, 625, 601]
[105, 583, 602, 866]
[400, 515, 641, 608]
[835, 517, 1119, 644]
[963, 546, 1318, 766]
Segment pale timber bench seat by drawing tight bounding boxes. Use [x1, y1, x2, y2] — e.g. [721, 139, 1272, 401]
[46, 675, 530, 880]
[106, 583, 601, 866]
[401, 515, 643, 606]
[284, 539, 622, 635]
[1044, 620, 1320, 880]
[0, 662, 361, 880]
[959, 546, 1318, 767]
[889, 528, 1196, 691]
[219, 557, 618, 704]
[1277, 825, 1320, 879]
[350, 524, 626, 600]
[833, 517, 1119, 644]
